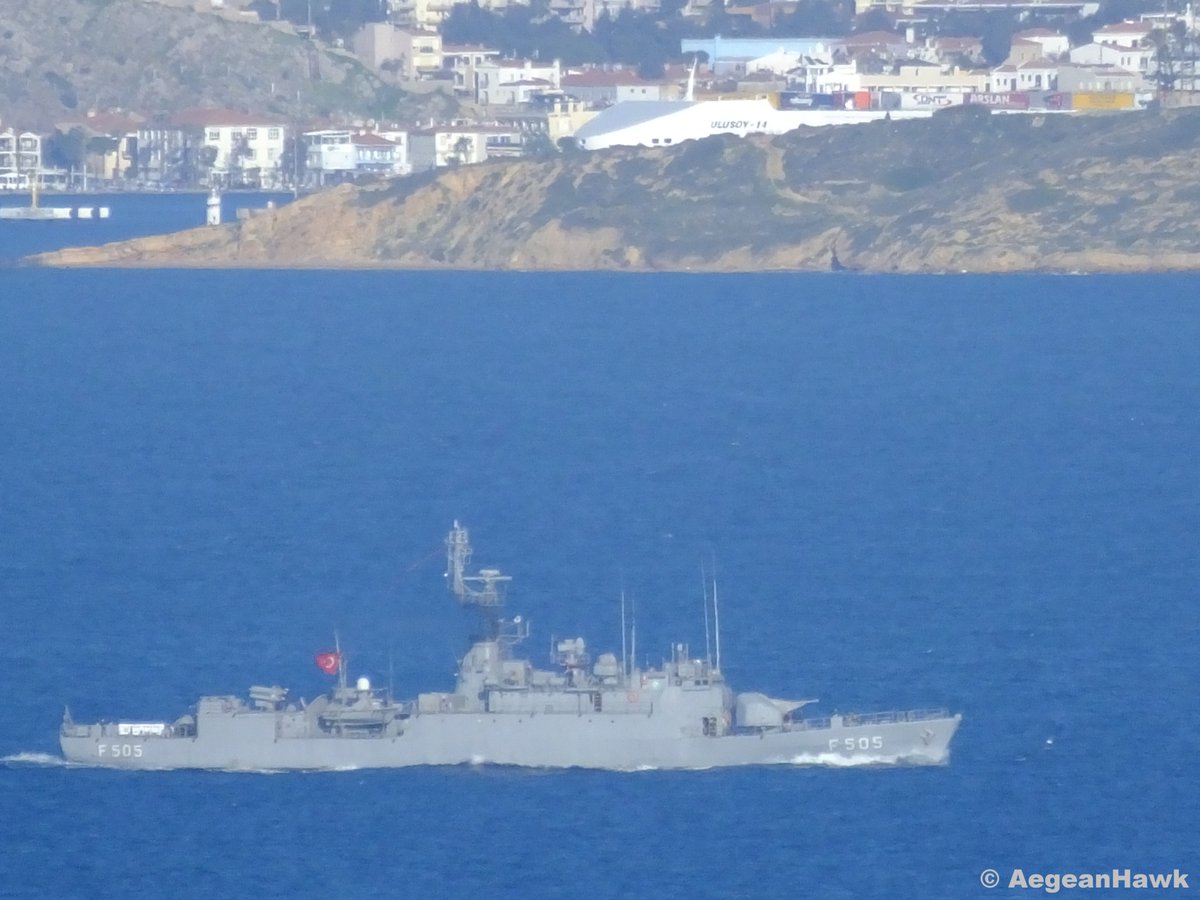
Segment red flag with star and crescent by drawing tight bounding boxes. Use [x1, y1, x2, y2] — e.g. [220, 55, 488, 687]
[314, 652, 341, 675]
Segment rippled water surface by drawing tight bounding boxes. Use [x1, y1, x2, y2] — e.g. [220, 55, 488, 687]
[2, 269, 1196, 899]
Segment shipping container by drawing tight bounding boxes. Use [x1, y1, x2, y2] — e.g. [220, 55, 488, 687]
[1071, 91, 1136, 110]
[897, 92, 965, 110]
[854, 90, 872, 110]
[965, 92, 1030, 110]
[1029, 91, 1071, 111]
[777, 91, 837, 110]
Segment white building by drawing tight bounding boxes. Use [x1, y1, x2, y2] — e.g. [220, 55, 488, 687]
[1012, 28, 1071, 59]
[409, 126, 489, 171]
[0, 129, 42, 189]
[1056, 63, 1147, 93]
[474, 59, 562, 105]
[1093, 21, 1155, 49]
[561, 70, 672, 105]
[305, 129, 409, 185]
[1069, 42, 1156, 75]
[174, 110, 287, 188]
[136, 122, 197, 187]
[789, 59, 856, 92]
[842, 61, 989, 94]
[444, 44, 503, 95]
[988, 60, 1059, 92]
[791, 58, 986, 94]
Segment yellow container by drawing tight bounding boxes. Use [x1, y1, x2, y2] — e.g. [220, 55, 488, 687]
[1070, 91, 1135, 110]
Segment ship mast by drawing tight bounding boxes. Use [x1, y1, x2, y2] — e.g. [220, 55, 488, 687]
[701, 562, 712, 668]
[620, 588, 627, 679]
[446, 520, 513, 642]
[712, 572, 722, 674]
[335, 629, 347, 690]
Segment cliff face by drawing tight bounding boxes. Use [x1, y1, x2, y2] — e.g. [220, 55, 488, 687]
[29, 109, 1200, 273]
[0, 0, 452, 127]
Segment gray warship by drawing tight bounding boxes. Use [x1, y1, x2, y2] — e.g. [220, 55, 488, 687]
[60, 522, 962, 770]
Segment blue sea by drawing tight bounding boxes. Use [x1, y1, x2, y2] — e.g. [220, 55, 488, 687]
[0, 192, 291, 264]
[0, 211, 1197, 898]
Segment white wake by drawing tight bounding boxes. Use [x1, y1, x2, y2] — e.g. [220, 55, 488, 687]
[1, 752, 70, 768]
[782, 751, 944, 767]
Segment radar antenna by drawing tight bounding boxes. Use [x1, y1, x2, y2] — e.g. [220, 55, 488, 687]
[446, 521, 522, 644]
[447, 520, 511, 605]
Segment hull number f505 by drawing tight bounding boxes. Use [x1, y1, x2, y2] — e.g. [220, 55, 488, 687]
[98, 744, 143, 758]
[830, 736, 884, 752]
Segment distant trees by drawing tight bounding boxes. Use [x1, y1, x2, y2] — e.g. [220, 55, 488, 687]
[197, 145, 219, 185]
[441, 2, 607, 64]
[775, 0, 853, 36]
[449, 135, 474, 165]
[279, 135, 309, 187]
[936, 10, 1023, 65]
[43, 129, 134, 180]
[1151, 21, 1200, 93]
[42, 128, 87, 172]
[594, 8, 686, 76]
[226, 133, 255, 187]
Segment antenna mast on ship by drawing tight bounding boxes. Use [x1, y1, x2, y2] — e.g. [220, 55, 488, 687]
[335, 629, 347, 689]
[701, 562, 712, 668]
[712, 566, 722, 674]
[630, 591, 637, 675]
[446, 520, 517, 643]
[620, 588, 628, 679]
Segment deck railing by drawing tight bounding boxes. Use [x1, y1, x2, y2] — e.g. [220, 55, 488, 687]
[793, 708, 952, 730]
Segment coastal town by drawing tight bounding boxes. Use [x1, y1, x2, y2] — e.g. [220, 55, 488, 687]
[1, 0, 1198, 191]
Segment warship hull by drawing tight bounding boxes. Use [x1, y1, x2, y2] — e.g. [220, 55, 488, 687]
[60, 710, 960, 771]
[60, 522, 963, 772]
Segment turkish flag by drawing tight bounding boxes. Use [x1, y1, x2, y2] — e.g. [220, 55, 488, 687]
[315, 652, 341, 675]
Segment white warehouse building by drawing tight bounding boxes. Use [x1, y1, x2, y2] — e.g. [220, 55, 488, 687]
[572, 98, 932, 151]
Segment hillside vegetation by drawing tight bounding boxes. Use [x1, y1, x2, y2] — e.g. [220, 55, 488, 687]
[0, 0, 453, 128]
[29, 108, 1200, 273]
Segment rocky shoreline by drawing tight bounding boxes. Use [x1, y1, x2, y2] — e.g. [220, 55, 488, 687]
[27, 109, 1200, 274]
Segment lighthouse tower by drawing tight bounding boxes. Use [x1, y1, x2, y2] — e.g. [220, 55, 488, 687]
[206, 189, 222, 226]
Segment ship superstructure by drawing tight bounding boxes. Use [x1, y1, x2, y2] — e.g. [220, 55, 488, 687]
[60, 522, 961, 770]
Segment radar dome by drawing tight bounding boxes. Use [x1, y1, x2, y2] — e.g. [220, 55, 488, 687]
[356, 676, 371, 691]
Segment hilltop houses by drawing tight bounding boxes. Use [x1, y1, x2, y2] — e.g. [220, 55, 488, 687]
[3, 0, 1194, 194]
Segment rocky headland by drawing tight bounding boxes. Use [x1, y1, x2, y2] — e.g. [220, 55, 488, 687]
[28, 108, 1200, 273]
